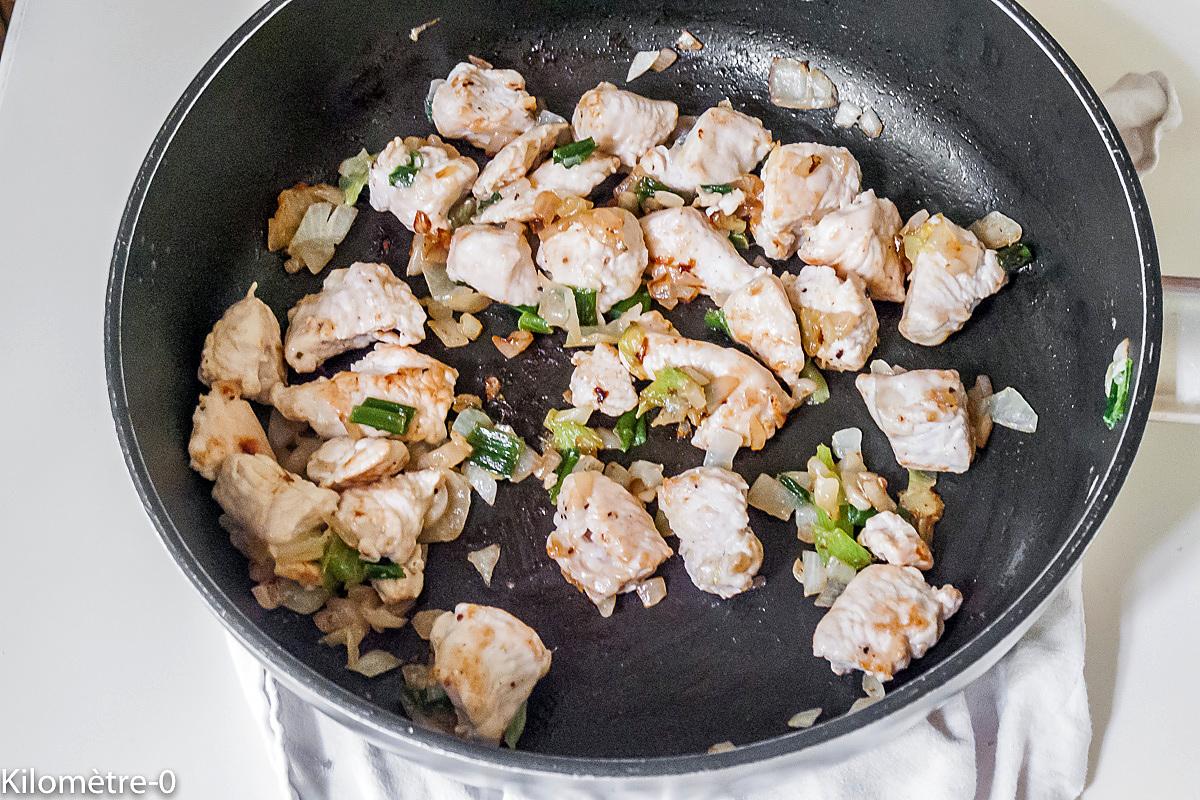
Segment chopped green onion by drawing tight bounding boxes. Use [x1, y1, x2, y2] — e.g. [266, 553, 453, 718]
[815, 444, 836, 472]
[552, 137, 597, 168]
[777, 473, 812, 505]
[813, 507, 873, 570]
[800, 362, 830, 405]
[633, 176, 671, 202]
[700, 183, 734, 194]
[388, 150, 424, 187]
[337, 149, 374, 205]
[478, 190, 502, 211]
[610, 285, 652, 316]
[544, 409, 604, 455]
[549, 449, 580, 503]
[843, 504, 878, 528]
[362, 561, 406, 581]
[996, 242, 1034, 272]
[637, 367, 705, 420]
[466, 425, 524, 478]
[349, 398, 415, 435]
[448, 196, 477, 228]
[512, 304, 553, 334]
[1104, 356, 1134, 430]
[614, 409, 648, 452]
[321, 535, 405, 592]
[401, 683, 453, 716]
[573, 287, 598, 326]
[728, 231, 750, 250]
[704, 308, 732, 338]
[503, 701, 528, 749]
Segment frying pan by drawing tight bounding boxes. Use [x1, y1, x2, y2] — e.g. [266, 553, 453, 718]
[104, 0, 1160, 794]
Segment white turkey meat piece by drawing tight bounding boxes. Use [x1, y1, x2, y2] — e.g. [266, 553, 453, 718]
[569, 343, 638, 416]
[431, 61, 538, 154]
[188, 381, 275, 481]
[657, 467, 763, 598]
[858, 511, 933, 570]
[473, 122, 568, 199]
[198, 283, 286, 404]
[527, 150, 621, 198]
[855, 367, 975, 473]
[812, 564, 961, 681]
[721, 273, 808, 394]
[638, 104, 772, 193]
[269, 345, 457, 445]
[430, 604, 552, 744]
[446, 223, 540, 306]
[571, 82, 679, 167]
[899, 213, 1008, 346]
[304, 436, 409, 490]
[212, 452, 338, 547]
[782, 264, 878, 372]
[284, 262, 426, 373]
[546, 471, 672, 613]
[536, 207, 647, 313]
[640, 207, 765, 305]
[368, 135, 478, 233]
[797, 189, 906, 302]
[753, 142, 861, 260]
[332, 469, 444, 563]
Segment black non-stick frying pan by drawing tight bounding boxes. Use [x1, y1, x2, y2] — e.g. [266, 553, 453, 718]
[105, 0, 1159, 793]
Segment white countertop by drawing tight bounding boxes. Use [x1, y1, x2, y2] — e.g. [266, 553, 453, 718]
[0, 2, 1195, 798]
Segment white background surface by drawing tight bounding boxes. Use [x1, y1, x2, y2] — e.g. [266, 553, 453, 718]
[0, 2, 1195, 798]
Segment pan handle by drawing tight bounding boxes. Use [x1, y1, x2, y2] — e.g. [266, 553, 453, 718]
[1151, 276, 1200, 424]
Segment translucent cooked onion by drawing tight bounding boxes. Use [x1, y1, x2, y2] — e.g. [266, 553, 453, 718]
[703, 427, 741, 470]
[459, 313, 484, 340]
[603, 461, 634, 489]
[970, 211, 1023, 250]
[627, 460, 664, 502]
[787, 708, 822, 729]
[463, 462, 498, 505]
[868, 359, 897, 375]
[415, 434, 473, 472]
[286, 202, 358, 275]
[967, 374, 995, 448]
[769, 57, 838, 110]
[748, 474, 796, 520]
[597, 596, 616, 618]
[510, 444, 541, 483]
[834, 102, 861, 129]
[857, 106, 883, 138]
[795, 503, 819, 544]
[676, 30, 704, 51]
[707, 741, 736, 755]
[987, 387, 1038, 433]
[801, 550, 825, 597]
[419, 471, 471, 543]
[278, 581, 330, 615]
[849, 695, 882, 714]
[409, 18, 440, 42]
[636, 577, 667, 608]
[863, 672, 886, 700]
[831, 427, 862, 459]
[814, 556, 855, 607]
[429, 317, 471, 348]
[412, 609, 448, 640]
[452, 407, 492, 438]
[349, 649, 402, 678]
[468, 544, 501, 587]
[627, 50, 659, 82]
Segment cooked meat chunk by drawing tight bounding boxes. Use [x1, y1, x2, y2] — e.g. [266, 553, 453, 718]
[855, 367, 975, 473]
[332, 469, 444, 563]
[189, 382, 274, 481]
[430, 604, 552, 744]
[572, 82, 679, 167]
[431, 61, 538, 154]
[212, 453, 338, 546]
[858, 511, 933, 570]
[798, 189, 906, 302]
[305, 436, 409, 490]
[638, 331, 795, 451]
[473, 122, 568, 199]
[899, 213, 1008, 346]
[198, 283, 286, 403]
[722, 273, 808, 393]
[283, 262, 426, 373]
[639, 105, 772, 193]
[640, 207, 765, 305]
[446, 223, 540, 306]
[812, 564, 961, 681]
[657, 467, 763, 598]
[546, 471, 672, 614]
[537, 207, 647, 313]
[372, 544, 427, 604]
[754, 143, 861, 260]
[782, 265, 878, 372]
[368, 135, 478, 233]
[270, 345, 457, 444]
[528, 151, 621, 198]
[569, 343, 638, 416]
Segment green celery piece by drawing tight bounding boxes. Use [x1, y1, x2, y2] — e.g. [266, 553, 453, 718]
[997, 242, 1034, 272]
[700, 183, 734, 194]
[728, 231, 750, 250]
[512, 305, 553, 334]
[813, 508, 873, 570]
[815, 444, 836, 472]
[776, 473, 812, 505]
[544, 410, 604, 455]
[801, 362, 829, 405]
[637, 367, 700, 417]
[337, 148, 374, 205]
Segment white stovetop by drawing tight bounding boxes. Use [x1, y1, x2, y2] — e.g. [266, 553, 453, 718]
[0, 2, 1195, 798]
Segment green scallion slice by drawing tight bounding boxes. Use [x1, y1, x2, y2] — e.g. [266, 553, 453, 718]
[549, 449, 580, 503]
[614, 409, 648, 452]
[610, 286, 652, 316]
[573, 287, 598, 326]
[388, 151, 424, 187]
[1103, 356, 1134, 430]
[552, 137, 597, 168]
[728, 231, 750, 250]
[633, 176, 671, 202]
[704, 308, 732, 338]
[996, 242, 1034, 272]
[466, 425, 524, 477]
[700, 183, 734, 194]
[512, 304, 553, 334]
[349, 398, 415, 435]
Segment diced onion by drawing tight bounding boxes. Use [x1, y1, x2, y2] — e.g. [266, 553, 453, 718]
[869, 359, 897, 375]
[419, 471, 471, 543]
[627, 50, 659, 82]
[703, 427, 741, 470]
[510, 444, 540, 483]
[416, 434, 473, 472]
[596, 427, 622, 451]
[857, 106, 883, 138]
[801, 550, 826, 597]
[597, 596, 616, 618]
[707, 741, 736, 754]
[748, 474, 796, 520]
[650, 48, 678, 72]
[459, 313, 484, 340]
[768, 57, 838, 110]
[429, 317, 471, 348]
[536, 109, 568, 126]
[787, 708, 822, 729]
[409, 17, 440, 42]
[412, 609, 447, 640]
[967, 374, 995, 449]
[676, 30, 704, 51]
[970, 211, 1023, 249]
[849, 695, 882, 714]
[795, 503, 818, 544]
[636, 577, 667, 608]
[278, 581, 331, 615]
[814, 556, 855, 607]
[347, 649, 400, 678]
[452, 408, 493, 439]
[285, 202, 358, 275]
[576, 454, 605, 474]
[987, 387, 1038, 433]
[834, 102, 861, 128]
[467, 544, 501, 587]
[831, 427, 862, 460]
[627, 460, 664, 502]
[792, 558, 805, 584]
[863, 672, 886, 700]
[603, 461, 633, 489]
[463, 462, 498, 505]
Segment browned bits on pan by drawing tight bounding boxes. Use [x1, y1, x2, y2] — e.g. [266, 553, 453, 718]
[484, 376, 502, 402]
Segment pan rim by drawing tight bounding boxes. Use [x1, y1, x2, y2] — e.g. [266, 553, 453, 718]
[104, 0, 1161, 780]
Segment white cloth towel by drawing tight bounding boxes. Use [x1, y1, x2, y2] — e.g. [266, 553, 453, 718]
[227, 73, 1178, 800]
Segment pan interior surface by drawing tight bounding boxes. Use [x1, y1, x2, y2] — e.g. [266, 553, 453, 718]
[108, 0, 1155, 766]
